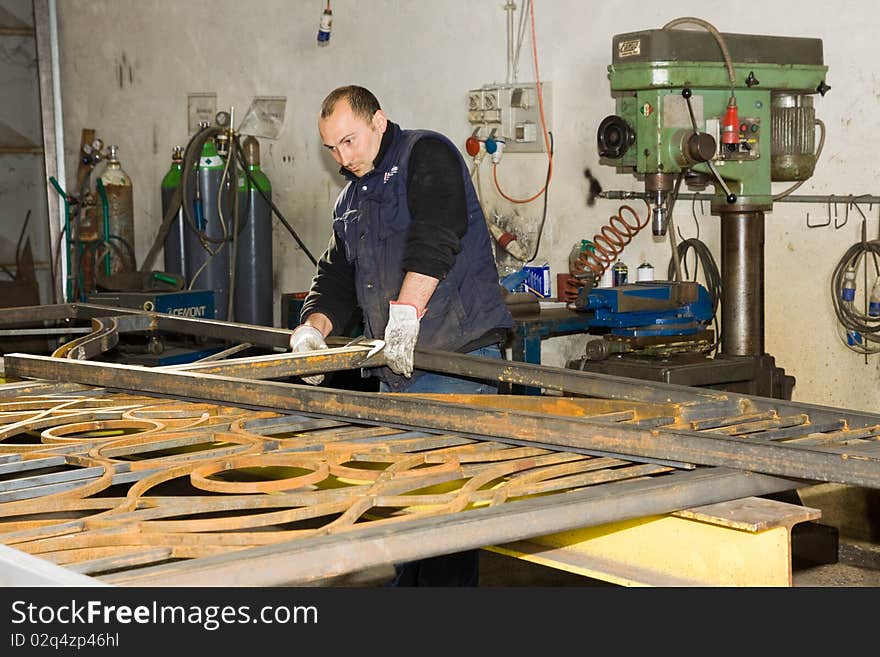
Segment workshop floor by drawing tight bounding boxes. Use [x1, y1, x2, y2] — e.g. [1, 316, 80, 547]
[476, 538, 880, 587]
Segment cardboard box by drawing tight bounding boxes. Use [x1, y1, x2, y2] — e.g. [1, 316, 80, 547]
[519, 264, 551, 298]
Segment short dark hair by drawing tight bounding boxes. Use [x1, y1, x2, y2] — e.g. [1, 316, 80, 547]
[320, 85, 381, 122]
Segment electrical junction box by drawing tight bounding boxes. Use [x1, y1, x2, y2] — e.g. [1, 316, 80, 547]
[467, 82, 552, 153]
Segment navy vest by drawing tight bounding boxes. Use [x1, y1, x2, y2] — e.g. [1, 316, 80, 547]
[332, 124, 512, 390]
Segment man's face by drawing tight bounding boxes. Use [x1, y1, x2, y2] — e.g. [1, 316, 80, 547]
[319, 100, 387, 178]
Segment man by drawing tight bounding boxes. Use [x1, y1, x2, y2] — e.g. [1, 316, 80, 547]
[289, 85, 513, 586]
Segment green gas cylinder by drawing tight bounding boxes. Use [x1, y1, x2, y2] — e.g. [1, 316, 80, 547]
[161, 145, 185, 278]
[234, 136, 273, 326]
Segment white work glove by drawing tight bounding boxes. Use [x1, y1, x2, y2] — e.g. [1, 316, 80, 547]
[383, 301, 423, 378]
[289, 324, 327, 385]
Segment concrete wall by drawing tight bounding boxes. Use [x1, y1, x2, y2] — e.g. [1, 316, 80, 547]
[50, 0, 880, 413]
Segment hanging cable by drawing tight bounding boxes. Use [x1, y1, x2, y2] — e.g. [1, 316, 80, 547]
[665, 171, 685, 283]
[233, 135, 318, 266]
[492, 0, 552, 204]
[667, 238, 723, 354]
[830, 237, 880, 354]
[487, 132, 553, 263]
[526, 131, 553, 263]
[512, 0, 531, 82]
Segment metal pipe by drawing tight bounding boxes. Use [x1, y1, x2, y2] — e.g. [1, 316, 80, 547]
[410, 346, 731, 411]
[505, 0, 515, 84]
[33, 0, 65, 303]
[2, 303, 878, 432]
[721, 211, 764, 356]
[601, 190, 880, 205]
[169, 343, 386, 378]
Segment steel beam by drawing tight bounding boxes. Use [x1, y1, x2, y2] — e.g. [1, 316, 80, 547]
[170, 341, 385, 378]
[8, 304, 870, 430]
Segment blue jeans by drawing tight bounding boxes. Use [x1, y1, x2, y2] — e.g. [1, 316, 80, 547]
[379, 344, 502, 395]
[381, 344, 502, 586]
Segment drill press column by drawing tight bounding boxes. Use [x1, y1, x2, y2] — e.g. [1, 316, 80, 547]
[721, 211, 764, 357]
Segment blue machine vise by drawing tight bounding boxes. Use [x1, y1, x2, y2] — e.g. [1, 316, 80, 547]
[575, 281, 712, 337]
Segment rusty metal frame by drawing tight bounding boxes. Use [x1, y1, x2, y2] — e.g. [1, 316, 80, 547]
[1, 303, 880, 585]
[6, 354, 880, 488]
[0, 386, 796, 586]
[2, 302, 880, 487]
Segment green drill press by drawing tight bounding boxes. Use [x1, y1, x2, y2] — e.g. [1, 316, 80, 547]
[590, 19, 830, 399]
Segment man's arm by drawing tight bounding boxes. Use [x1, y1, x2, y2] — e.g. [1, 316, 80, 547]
[383, 138, 469, 377]
[403, 137, 468, 283]
[300, 230, 357, 336]
[396, 271, 439, 317]
[301, 312, 334, 338]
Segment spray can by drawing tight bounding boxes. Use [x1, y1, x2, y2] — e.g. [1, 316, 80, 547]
[185, 135, 231, 320]
[234, 136, 273, 326]
[637, 262, 654, 282]
[317, 7, 332, 46]
[99, 145, 135, 274]
[612, 260, 628, 287]
[161, 145, 186, 278]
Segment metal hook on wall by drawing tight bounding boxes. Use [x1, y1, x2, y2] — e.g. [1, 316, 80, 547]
[807, 198, 832, 228]
[835, 195, 850, 230]
[850, 199, 867, 224]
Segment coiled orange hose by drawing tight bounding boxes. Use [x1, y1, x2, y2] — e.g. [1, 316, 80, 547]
[563, 201, 651, 303]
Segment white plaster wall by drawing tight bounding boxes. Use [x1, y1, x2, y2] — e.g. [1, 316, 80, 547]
[52, 0, 879, 413]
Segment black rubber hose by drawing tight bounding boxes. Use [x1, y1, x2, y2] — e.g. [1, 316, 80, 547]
[139, 124, 222, 272]
[233, 135, 317, 266]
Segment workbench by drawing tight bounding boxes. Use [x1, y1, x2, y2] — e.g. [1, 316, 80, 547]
[505, 306, 593, 394]
[506, 306, 593, 365]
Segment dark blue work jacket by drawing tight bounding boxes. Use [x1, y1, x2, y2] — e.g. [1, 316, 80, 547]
[332, 124, 512, 391]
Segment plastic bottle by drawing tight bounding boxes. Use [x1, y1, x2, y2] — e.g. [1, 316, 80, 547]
[637, 262, 654, 282]
[99, 145, 135, 274]
[317, 7, 332, 46]
[568, 240, 598, 288]
[568, 240, 590, 273]
[161, 146, 186, 278]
